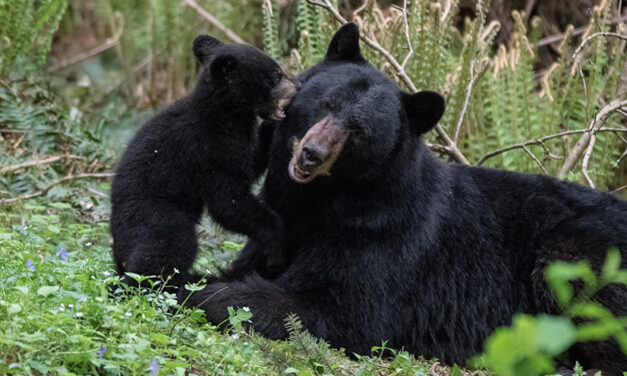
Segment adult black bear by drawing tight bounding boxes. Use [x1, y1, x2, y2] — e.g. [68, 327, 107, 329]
[110, 35, 299, 289]
[182, 24, 627, 373]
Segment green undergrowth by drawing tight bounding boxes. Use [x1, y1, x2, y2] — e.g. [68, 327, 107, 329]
[0, 200, 468, 376]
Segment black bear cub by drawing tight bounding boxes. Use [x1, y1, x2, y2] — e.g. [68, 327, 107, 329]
[109, 35, 299, 289]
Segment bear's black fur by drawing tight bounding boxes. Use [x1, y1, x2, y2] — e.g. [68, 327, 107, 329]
[182, 24, 627, 373]
[110, 35, 299, 289]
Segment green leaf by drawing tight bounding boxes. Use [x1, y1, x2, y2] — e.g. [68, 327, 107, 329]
[14, 286, 29, 294]
[8, 303, 22, 313]
[536, 315, 576, 355]
[50, 202, 71, 209]
[47, 224, 61, 233]
[37, 285, 59, 296]
[602, 248, 621, 282]
[450, 363, 461, 376]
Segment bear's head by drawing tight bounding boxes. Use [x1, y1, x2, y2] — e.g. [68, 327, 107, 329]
[285, 23, 445, 184]
[193, 35, 300, 120]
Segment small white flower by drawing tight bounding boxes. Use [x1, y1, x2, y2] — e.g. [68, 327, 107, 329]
[142, 314, 146, 319]
[158, 294, 164, 300]
[59, 304, 65, 312]
[141, 289, 147, 293]
[75, 312, 84, 317]
[243, 363, 248, 367]
[91, 275, 95, 279]
[68, 304, 74, 308]
[147, 297, 153, 302]
[102, 271, 111, 276]
[77, 297, 87, 303]
[85, 242, 92, 246]
[243, 342, 248, 346]
[242, 306, 250, 312]
[125, 312, 132, 317]
[231, 333, 239, 340]
[173, 268, 180, 274]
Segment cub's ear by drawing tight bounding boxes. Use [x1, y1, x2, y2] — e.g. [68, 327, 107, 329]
[210, 55, 238, 80]
[193, 34, 223, 64]
[325, 23, 365, 63]
[402, 91, 445, 134]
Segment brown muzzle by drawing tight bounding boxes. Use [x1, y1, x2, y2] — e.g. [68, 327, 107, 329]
[288, 115, 349, 184]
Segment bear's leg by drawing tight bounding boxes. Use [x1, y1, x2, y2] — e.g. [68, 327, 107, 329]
[206, 179, 286, 276]
[120, 208, 199, 291]
[531, 223, 627, 375]
[179, 274, 333, 340]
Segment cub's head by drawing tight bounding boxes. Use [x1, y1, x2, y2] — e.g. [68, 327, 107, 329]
[193, 35, 299, 120]
[286, 23, 445, 184]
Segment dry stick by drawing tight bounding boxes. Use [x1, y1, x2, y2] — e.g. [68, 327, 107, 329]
[0, 154, 87, 175]
[307, 0, 470, 165]
[47, 27, 123, 72]
[182, 0, 247, 45]
[536, 15, 627, 47]
[522, 145, 549, 174]
[398, 0, 413, 69]
[581, 133, 598, 187]
[0, 173, 114, 204]
[558, 99, 627, 178]
[477, 127, 627, 165]
[454, 2, 484, 144]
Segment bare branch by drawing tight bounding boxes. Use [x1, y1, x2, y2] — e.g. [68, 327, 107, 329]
[581, 133, 597, 187]
[307, 0, 470, 165]
[558, 98, 627, 177]
[182, 0, 247, 44]
[572, 32, 627, 60]
[399, 0, 413, 69]
[522, 145, 549, 174]
[0, 154, 87, 175]
[454, 1, 485, 144]
[477, 127, 627, 165]
[0, 173, 114, 205]
[536, 15, 627, 47]
[47, 23, 123, 72]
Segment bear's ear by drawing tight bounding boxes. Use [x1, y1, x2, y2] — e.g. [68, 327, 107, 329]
[325, 23, 365, 63]
[193, 34, 223, 64]
[402, 91, 445, 134]
[209, 55, 238, 80]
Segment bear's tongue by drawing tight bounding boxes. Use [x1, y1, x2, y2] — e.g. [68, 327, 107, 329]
[274, 107, 286, 119]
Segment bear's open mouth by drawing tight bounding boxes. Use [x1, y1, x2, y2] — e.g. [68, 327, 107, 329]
[288, 158, 315, 184]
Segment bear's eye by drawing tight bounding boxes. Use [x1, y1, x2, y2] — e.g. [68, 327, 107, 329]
[347, 121, 364, 136]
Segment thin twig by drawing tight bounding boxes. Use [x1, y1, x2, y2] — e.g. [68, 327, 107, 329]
[611, 184, 627, 193]
[558, 98, 627, 177]
[616, 148, 627, 165]
[454, 1, 485, 144]
[307, 0, 470, 165]
[581, 133, 597, 187]
[522, 145, 549, 174]
[399, 0, 413, 69]
[47, 26, 123, 72]
[182, 0, 247, 44]
[0, 154, 87, 175]
[454, 58, 476, 144]
[477, 127, 627, 165]
[572, 32, 627, 59]
[0, 173, 114, 204]
[536, 15, 627, 47]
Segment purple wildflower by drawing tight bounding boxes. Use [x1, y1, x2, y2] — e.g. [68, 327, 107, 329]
[58, 247, 68, 261]
[27, 259, 35, 272]
[98, 344, 107, 359]
[148, 358, 159, 376]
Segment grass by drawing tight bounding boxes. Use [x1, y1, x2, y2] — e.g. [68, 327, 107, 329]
[0, 199, 467, 376]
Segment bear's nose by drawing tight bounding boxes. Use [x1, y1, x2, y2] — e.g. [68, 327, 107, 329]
[300, 144, 324, 170]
